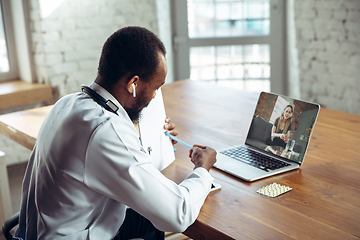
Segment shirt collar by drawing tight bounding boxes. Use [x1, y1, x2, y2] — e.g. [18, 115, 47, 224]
[89, 81, 122, 115]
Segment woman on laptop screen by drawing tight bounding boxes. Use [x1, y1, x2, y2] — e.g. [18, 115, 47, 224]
[266, 105, 293, 148]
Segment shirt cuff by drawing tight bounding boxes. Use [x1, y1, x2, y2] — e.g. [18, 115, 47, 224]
[193, 167, 214, 184]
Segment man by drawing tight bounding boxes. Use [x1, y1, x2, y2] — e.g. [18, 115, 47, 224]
[15, 26, 217, 240]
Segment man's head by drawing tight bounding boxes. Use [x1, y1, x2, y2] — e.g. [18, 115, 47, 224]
[125, 52, 167, 123]
[96, 26, 167, 122]
[97, 26, 166, 88]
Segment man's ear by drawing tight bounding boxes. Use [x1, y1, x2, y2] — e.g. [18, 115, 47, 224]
[127, 76, 139, 95]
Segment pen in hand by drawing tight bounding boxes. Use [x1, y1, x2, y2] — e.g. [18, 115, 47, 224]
[164, 132, 193, 149]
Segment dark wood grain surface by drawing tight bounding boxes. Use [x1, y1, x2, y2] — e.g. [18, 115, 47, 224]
[1, 80, 359, 239]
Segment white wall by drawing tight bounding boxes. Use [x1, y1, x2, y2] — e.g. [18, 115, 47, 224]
[30, 0, 173, 97]
[293, 0, 360, 115]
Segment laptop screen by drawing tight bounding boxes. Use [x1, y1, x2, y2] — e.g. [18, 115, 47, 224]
[245, 92, 320, 164]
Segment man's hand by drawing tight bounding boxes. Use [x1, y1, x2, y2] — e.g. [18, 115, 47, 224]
[189, 145, 217, 172]
[164, 117, 178, 145]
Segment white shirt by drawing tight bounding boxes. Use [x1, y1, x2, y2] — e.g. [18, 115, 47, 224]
[16, 83, 214, 240]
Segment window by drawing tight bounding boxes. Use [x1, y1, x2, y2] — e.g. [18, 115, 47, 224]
[188, 0, 269, 38]
[172, 0, 286, 94]
[190, 44, 270, 91]
[0, 0, 18, 81]
[0, 10, 9, 73]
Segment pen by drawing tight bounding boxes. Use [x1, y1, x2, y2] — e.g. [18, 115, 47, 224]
[164, 132, 193, 149]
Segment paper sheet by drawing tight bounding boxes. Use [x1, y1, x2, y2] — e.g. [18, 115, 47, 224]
[139, 88, 175, 171]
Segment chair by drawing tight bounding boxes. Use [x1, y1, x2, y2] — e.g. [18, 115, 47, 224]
[246, 115, 273, 150]
[2, 212, 188, 240]
[2, 211, 19, 240]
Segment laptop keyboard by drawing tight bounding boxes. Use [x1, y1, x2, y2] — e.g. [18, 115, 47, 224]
[220, 146, 290, 172]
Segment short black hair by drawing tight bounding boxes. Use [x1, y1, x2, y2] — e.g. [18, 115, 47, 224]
[97, 26, 166, 87]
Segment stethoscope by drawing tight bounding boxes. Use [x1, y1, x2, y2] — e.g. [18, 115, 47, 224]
[81, 85, 152, 155]
[81, 85, 119, 115]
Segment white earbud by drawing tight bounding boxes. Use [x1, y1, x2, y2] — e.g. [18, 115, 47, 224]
[131, 83, 136, 97]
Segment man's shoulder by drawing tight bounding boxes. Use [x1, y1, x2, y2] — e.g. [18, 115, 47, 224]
[53, 92, 82, 108]
[51, 93, 109, 124]
[50, 92, 129, 130]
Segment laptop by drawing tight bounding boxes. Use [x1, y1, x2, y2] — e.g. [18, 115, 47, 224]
[214, 91, 320, 182]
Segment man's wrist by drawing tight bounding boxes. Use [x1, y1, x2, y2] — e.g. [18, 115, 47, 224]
[193, 167, 214, 182]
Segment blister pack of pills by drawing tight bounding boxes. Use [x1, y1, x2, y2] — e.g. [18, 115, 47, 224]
[257, 182, 292, 197]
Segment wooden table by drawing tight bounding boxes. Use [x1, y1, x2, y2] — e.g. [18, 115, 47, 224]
[1, 80, 359, 239]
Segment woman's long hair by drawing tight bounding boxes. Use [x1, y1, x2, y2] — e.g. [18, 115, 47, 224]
[276, 105, 293, 134]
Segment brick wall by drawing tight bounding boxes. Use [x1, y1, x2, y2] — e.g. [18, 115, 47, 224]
[1, 0, 168, 165]
[254, 94, 277, 121]
[294, 0, 360, 115]
[30, 0, 161, 97]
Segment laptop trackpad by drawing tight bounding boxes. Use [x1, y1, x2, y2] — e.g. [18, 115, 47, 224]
[214, 155, 265, 181]
[216, 155, 253, 172]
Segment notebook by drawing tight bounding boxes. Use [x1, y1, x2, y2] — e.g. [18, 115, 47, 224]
[214, 91, 320, 182]
[139, 88, 176, 171]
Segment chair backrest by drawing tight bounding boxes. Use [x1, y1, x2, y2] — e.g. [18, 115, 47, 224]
[247, 115, 272, 142]
[2, 212, 19, 240]
[293, 143, 303, 153]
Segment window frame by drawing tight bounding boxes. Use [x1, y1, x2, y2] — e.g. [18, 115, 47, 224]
[0, 0, 18, 81]
[171, 0, 287, 95]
